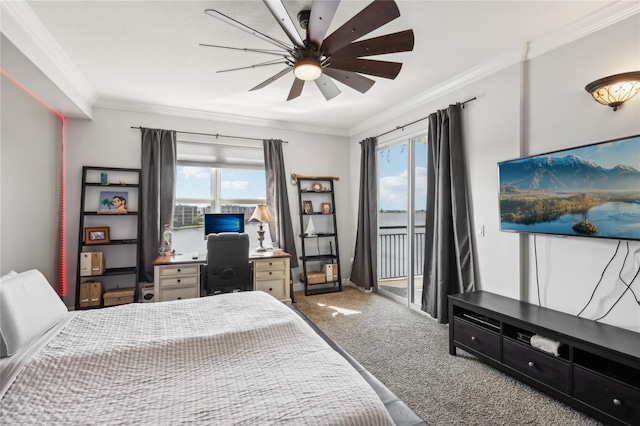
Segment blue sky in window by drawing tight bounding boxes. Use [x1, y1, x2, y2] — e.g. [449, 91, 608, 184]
[176, 166, 266, 200]
[379, 143, 427, 211]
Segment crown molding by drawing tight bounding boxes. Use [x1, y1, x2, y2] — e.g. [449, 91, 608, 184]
[95, 98, 350, 138]
[528, 1, 640, 59]
[1, 0, 96, 118]
[349, 1, 640, 137]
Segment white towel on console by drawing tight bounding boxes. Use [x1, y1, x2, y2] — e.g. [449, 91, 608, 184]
[530, 334, 561, 356]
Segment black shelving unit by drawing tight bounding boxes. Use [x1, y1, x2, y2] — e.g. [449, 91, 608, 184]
[296, 177, 341, 296]
[75, 166, 142, 309]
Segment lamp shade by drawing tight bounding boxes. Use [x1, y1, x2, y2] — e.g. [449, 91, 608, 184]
[249, 205, 274, 223]
[585, 71, 640, 111]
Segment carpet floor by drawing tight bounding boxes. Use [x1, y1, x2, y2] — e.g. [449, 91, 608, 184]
[294, 285, 603, 426]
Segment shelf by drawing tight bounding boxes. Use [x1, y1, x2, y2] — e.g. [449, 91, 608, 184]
[85, 267, 137, 277]
[305, 286, 342, 296]
[85, 183, 140, 188]
[301, 212, 333, 216]
[300, 254, 338, 261]
[300, 190, 333, 194]
[76, 166, 142, 311]
[83, 211, 139, 216]
[82, 239, 138, 247]
[300, 233, 337, 238]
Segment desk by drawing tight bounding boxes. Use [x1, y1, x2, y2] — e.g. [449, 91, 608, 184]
[153, 251, 291, 304]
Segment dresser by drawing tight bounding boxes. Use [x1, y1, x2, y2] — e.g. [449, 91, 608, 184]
[252, 251, 291, 304]
[153, 251, 291, 303]
[153, 254, 201, 302]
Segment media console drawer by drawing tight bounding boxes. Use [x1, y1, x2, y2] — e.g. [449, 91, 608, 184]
[503, 339, 570, 393]
[574, 366, 640, 426]
[453, 318, 500, 360]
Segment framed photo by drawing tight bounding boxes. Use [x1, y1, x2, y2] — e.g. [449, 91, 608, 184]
[85, 227, 110, 245]
[98, 191, 128, 214]
[303, 200, 313, 214]
[322, 202, 332, 214]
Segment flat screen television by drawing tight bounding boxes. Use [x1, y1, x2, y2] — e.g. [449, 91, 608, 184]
[497, 134, 640, 241]
[204, 213, 245, 238]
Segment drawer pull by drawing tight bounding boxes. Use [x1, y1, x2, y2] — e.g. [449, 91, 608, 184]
[528, 361, 535, 367]
[177, 279, 181, 283]
[269, 262, 273, 266]
[269, 288, 273, 292]
[177, 268, 181, 272]
[470, 336, 477, 341]
[612, 399, 622, 406]
[269, 272, 273, 275]
[177, 297, 182, 300]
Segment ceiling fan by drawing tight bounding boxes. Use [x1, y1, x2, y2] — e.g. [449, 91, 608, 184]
[201, 0, 414, 101]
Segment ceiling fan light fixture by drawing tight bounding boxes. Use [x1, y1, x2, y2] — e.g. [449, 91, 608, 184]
[294, 58, 322, 81]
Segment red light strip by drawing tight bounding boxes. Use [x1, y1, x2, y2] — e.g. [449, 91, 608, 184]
[0, 69, 67, 297]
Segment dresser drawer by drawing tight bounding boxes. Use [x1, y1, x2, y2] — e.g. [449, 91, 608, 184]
[453, 318, 500, 360]
[254, 259, 286, 271]
[255, 279, 285, 300]
[255, 269, 286, 280]
[158, 274, 199, 288]
[160, 286, 198, 302]
[159, 265, 199, 276]
[574, 366, 640, 425]
[503, 339, 570, 394]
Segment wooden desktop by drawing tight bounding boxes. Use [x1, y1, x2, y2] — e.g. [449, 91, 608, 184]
[153, 250, 291, 304]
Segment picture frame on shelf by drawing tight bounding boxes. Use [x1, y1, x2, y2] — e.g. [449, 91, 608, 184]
[98, 191, 128, 214]
[85, 227, 110, 245]
[321, 202, 332, 214]
[303, 200, 313, 214]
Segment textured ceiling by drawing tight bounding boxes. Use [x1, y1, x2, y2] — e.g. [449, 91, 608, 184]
[22, 1, 617, 132]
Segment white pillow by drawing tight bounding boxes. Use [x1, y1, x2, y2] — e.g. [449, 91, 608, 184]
[1, 270, 18, 280]
[0, 270, 68, 357]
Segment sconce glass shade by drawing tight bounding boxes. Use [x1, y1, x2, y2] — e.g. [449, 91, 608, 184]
[294, 58, 322, 81]
[585, 71, 640, 111]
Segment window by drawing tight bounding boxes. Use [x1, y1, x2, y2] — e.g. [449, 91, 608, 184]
[174, 137, 271, 253]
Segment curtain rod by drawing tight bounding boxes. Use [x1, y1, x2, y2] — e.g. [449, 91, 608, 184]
[373, 97, 477, 139]
[130, 127, 288, 143]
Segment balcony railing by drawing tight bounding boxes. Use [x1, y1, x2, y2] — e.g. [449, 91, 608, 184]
[380, 226, 425, 279]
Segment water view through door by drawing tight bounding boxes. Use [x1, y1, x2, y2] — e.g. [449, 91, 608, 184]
[378, 137, 427, 308]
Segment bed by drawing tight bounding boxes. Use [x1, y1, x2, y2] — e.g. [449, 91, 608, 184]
[0, 269, 401, 425]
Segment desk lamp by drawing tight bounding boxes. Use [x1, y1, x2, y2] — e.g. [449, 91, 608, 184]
[248, 205, 274, 252]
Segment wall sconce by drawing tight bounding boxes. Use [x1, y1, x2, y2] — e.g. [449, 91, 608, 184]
[585, 71, 640, 111]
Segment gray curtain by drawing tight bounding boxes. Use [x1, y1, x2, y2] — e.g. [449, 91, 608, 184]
[263, 139, 298, 268]
[350, 137, 378, 290]
[422, 105, 475, 323]
[140, 128, 177, 282]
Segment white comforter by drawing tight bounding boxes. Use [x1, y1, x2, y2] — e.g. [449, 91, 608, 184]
[0, 291, 394, 425]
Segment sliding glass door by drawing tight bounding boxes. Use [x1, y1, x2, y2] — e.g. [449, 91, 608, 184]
[377, 135, 427, 308]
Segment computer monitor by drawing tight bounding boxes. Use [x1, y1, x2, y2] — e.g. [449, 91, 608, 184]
[204, 213, 245, 238]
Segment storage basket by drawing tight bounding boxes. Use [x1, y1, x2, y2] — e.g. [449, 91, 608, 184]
[103, 287, 135, 306]
[299, 272, 326, 285]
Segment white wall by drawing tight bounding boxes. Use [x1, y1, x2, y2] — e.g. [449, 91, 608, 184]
[523, 14, 640, 331]
[1, 35, 62, 288]
[64, 107, 350, 306]
[349, 14, 640, 332]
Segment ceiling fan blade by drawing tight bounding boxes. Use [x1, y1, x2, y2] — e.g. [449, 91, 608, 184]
[200, 44, 288, 58]
[250, 68, 293, 91]
[321, 0, 401, 55]
[205, 9, 292, 51]
[287, 78, 305, 101]
[218, 60, 289, 74]
[323, 68, 375, 94]
[329, 29, 414, 59]
[307, 0, 340, 48]
[263, 0, 305, 48]
[327, 58, 402, 79]
[315, 74, 341, 100]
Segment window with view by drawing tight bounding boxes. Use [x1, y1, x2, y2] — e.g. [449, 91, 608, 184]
[174, 165, 272, 254]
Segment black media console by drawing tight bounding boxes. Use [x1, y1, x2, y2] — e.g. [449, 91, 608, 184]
[448, 291, 639, 426]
